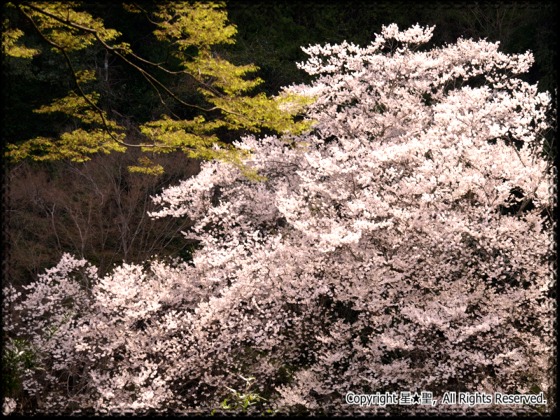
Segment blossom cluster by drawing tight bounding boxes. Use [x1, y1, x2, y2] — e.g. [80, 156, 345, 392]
[3, 24, 554, 415]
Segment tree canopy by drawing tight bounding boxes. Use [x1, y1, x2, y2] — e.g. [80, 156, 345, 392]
[2, 3, 556, 415]
[2, 1, 313, 175]
[3, 23, 554, 415]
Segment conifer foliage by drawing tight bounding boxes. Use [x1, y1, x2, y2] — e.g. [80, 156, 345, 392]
[3, 24, 555, 415]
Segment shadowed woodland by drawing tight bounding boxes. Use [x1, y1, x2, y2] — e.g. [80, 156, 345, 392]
[3, 1, 557, 286]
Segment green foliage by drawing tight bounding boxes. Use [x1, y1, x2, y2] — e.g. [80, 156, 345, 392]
[128, 156, 165, 176]
[6, 91, 127, 162]
[3, 1, 313, 174]
[2, 24, 40, 58]
[2, 338, 37, 397]
[152, 2, 237, 50]
[219, 375, 267, 414]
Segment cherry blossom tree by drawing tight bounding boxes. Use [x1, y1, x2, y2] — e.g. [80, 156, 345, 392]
[3, 23, 555, 415]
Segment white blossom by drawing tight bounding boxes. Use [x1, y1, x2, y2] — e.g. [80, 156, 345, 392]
[3, 24, 554, 415]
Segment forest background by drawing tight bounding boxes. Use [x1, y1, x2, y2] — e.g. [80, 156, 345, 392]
[2, 0, 557, 289]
